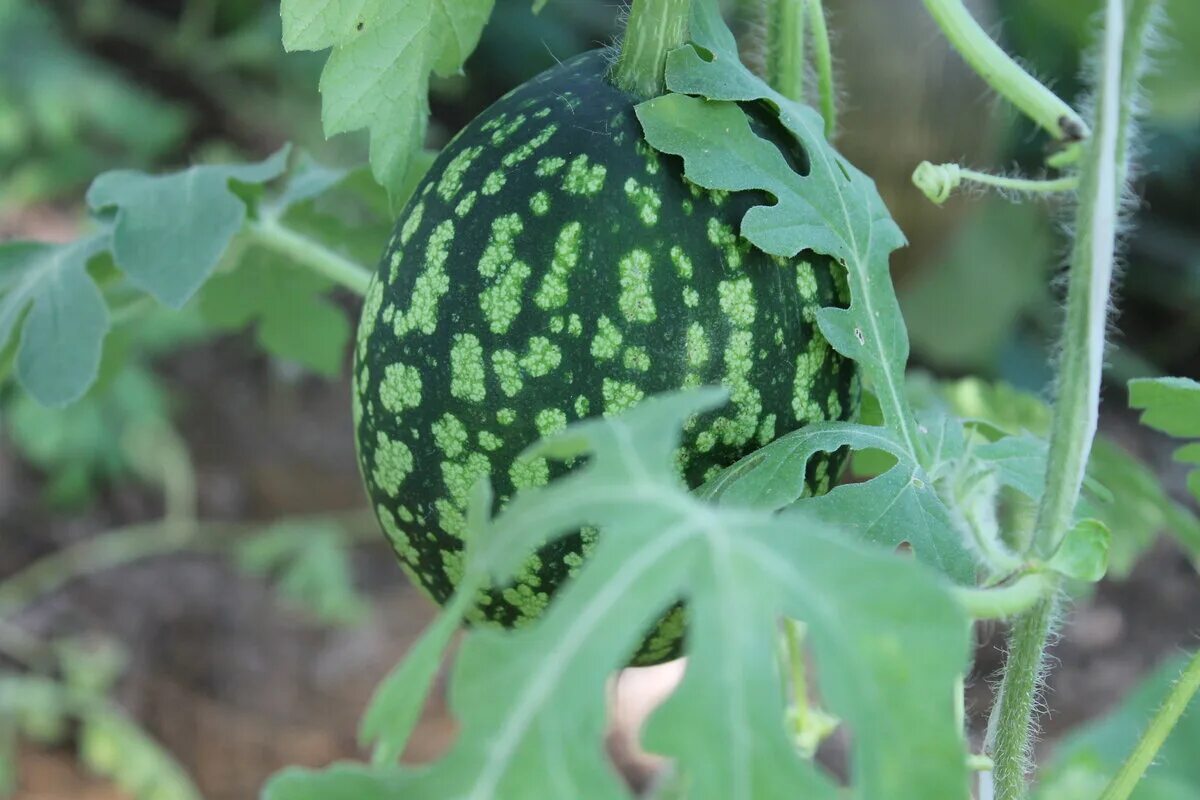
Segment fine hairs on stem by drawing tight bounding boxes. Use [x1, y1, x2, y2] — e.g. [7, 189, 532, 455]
[987, 2, 1162, 798]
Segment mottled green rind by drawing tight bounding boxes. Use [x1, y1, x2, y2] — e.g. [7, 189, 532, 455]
[353, 51, 859, 665]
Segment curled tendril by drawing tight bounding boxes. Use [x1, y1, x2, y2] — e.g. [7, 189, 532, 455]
[912, 161, 962, 205]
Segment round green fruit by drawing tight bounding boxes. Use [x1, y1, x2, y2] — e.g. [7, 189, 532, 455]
[353, 50, 859, 665]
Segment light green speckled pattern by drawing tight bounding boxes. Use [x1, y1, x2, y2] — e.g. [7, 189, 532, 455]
[353, 51, 858, 665]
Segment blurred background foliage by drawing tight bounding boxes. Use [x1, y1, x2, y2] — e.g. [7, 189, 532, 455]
[1, 0, 1198, 798]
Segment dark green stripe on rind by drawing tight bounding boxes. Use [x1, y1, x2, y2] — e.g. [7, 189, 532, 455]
[353, 51, 859, 666]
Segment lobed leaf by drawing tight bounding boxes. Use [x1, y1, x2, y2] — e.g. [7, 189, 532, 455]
[700, 420, 976, 583]
[1130, 377, 1200, 502]
[87, 147, 290, 308]
[199, 252, 350, 377]
[281, 389, 971, 799]
[635, 0, 916, 454]
[0, 235, 109, 406]
[280, 0, 494, 202]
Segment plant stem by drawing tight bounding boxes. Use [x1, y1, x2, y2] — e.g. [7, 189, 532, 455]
[0, 510, 378, 619]
[612, 0, 692, 98]
[246, 217, 373, 296]
[986, 591, 1058, 800]
[987, 2, 1143, 796]
[953, 573, 1053, 620]
[1031, 0, 1126, 561]
[1098, 651, 1200, 800]
[921, 0, 1088, 142]
[806, 0, 836, 139]
[766, 0, 806, 104]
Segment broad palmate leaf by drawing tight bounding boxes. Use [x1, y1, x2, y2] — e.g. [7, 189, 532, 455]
[267, 389, 971, 799]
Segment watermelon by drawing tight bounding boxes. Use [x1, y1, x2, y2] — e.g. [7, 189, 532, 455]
[353, 50, 859, 665]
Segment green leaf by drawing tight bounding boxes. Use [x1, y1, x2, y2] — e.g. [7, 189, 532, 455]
[86, 147, 290, 308]
[328, 389, 970, 798]
[235, 521, 368, 624]
[79, 709, 202, 800]
[635, 0, 917, 456]
[199, 251, 350, 376]
[6, 364, 172, 506]
[929, 378, 1200, 576]
[0, 673, 71, 745]
[1036, 654, 1200, 799]
[263, 763, 412, 800]
[1047, 518, 1110, 582]
[1130, 377, 1200, 504]
[280, 0, 494, 201]
[699, 421, 977, 583]
[0, 234, 109, 406]
[1130, 377, 1200, 439]
[359, 482, 492, 764]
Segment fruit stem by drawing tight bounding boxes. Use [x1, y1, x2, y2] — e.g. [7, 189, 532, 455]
[921, 0, 1088, 143]
[766, 0, 806, 103]
[1098, 650, 1200, 800]
[246, 216, 373, 296]
[613, 0, 692, 98]
[806, 0, 837, 139]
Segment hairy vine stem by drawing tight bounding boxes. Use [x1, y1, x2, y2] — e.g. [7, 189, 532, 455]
[612, 0, 692, 98]
[987, 1, 1159, 797]
[987, 592, 1059, 800]
[921, 0, 1088, 143]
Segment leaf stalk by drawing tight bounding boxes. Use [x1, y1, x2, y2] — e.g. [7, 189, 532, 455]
[246, 217, 373, 296]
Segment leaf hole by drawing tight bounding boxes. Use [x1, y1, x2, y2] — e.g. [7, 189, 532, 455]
[737, 101, 811, 178]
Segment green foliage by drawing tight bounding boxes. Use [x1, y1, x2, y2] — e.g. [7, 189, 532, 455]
[930, 377, 1200, 575]
[280, 0, 496, 202]
[700, 419, 975, 582]
[88, 147, 290, 308]
[0, 1, 189, 205]
[1047, 519, 1111, 582]
[280, 390, 972, 799]
[1130, 377, 1200, 502]
[235, 520, 369, 624]
[0, 235, 109, 405]
[200, 251, 349, 376]
[0, 666, 202, 800]
[1, 149, 384, 408]
[80, 709, 202, 800]
[1036, 654, 1200, 799]
[635, 0, 916, 452]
